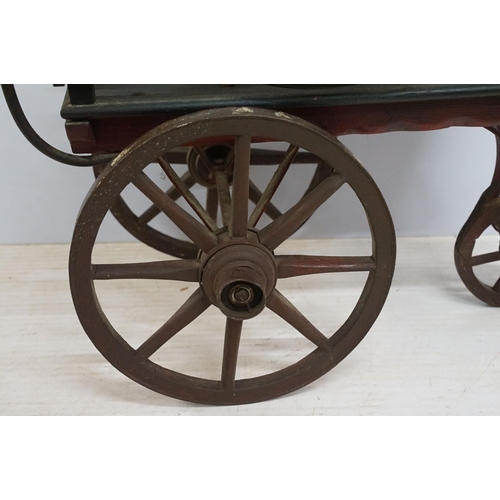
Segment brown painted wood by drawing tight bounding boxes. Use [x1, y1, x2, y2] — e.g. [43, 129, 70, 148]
[69, 107, 396, 405]
[230, 136, 251, 238]
[294, 97, 500, 136]
[92, 259, 200, 281]
[455, 189, 500, 306]
[259, 173, 345, 251]
[158, 156, 218, 232]
[248, 145, 298, 227]
[266, 289, 331, 351]
[221, 319, 243, 391]
[135, 288, 211, 362]
[276, 255, 376, 279]
[65, 120, 96, 153]
[132, 172, 218, 253]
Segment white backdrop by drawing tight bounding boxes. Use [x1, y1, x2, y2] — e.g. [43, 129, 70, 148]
[0, 85, 496, 245]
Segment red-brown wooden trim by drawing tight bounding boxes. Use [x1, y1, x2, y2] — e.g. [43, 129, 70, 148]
[65, 95, 500, 154]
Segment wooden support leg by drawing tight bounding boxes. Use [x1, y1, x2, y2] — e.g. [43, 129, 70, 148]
[454, 127, 500, 306]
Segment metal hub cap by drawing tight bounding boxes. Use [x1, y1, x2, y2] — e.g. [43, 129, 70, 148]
[229, 283, 255, 306]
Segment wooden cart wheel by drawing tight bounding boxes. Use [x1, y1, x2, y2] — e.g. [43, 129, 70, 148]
[93, 152, 198, 259]
[93, 146, 329, 259]
[455, 185, 500, 306]
[70, 107, 396, 405]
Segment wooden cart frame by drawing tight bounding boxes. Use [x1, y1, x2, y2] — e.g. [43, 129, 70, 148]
[3, 84, 500, 405]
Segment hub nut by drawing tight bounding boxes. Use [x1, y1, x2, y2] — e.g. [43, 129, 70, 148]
[229, 284, 255, 306]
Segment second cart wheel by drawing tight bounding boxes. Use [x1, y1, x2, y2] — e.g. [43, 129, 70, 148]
[93, 146, 329, 259]
[455, 187, 500, 306]
[70, 107, 396, 405]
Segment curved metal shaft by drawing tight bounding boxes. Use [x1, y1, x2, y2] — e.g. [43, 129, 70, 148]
[1, 84, 116, 167]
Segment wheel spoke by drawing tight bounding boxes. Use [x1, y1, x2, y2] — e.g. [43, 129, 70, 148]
[137, 172, 195, 225]
[222, 147, 235, 170]
[92, 259, 200, 282]
[471, 251, 500, 267]
[250, 148, 318, 165]
[276, 255, 376, 279]
[157, 156, 218, 232]
[135, 288, 211, 362]
[230, 135, 251, 238]
[194, 146, 212, 170]
[260, 173, 345, 250]
[215, 171, 232, 227]
[221, 318, 243, 390]
[133, 172, 217, 253]
[266, 289, 331, 351]
[206, 188, 219, 221]
[303, 161, 333, 197]
[163, 148, 189, 164]
[494, 276, 500, 292]
[248, 145, 299, 227]
[248, 181, 283, 221]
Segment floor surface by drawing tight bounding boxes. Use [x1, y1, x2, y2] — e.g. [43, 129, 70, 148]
[1, 237, 500, 416]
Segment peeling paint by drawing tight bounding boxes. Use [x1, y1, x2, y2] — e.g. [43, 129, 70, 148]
[232, 107, 254, 115]
[275, 112, 291, 119]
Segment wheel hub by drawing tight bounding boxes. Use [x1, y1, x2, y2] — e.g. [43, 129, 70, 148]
[187, 145, 234, 188]
[200, 242, 277, 320]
